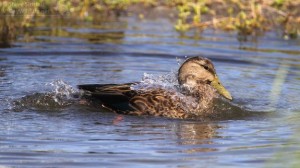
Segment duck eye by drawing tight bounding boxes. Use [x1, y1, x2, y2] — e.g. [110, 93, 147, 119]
[203, 65, 209, 70]
[206, 80, 212, 84]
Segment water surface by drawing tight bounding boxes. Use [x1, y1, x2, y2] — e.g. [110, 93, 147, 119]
[0, 17, 300, 167]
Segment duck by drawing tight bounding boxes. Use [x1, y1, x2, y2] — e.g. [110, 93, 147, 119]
[78, 56, 232, 119]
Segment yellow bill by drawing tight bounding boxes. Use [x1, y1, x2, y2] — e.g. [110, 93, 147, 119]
[211, 76, 232, 100]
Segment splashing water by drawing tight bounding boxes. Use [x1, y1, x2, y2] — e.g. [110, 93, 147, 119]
[48, 80, 78, 106]
[131, 72, 178, 91]
[10, 77, 246, 119]
[12, 80, 79, 111]
[176, 56, 186, 66]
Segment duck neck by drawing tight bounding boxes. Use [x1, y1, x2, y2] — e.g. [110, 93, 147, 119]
[181, 83, 216, 109]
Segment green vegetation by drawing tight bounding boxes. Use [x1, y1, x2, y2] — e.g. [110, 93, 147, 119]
[173, 0, 299, 39]
[0, 0, 299, 47]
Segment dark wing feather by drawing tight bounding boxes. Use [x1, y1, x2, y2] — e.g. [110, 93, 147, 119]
[78, 83, 137, 113]
[78, 83, 187, 118]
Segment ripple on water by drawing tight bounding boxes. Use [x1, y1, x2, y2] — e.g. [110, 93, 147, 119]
[0, 17, 299, 167]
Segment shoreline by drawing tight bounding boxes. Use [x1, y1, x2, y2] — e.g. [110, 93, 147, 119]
[0, 0, 299, 47]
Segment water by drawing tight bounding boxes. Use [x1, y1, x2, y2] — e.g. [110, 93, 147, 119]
[0, 16, 300, 167]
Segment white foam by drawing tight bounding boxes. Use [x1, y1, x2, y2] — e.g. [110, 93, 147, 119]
[47, 80, 78, 106]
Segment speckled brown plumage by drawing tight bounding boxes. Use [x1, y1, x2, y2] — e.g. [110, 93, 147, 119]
[78, 56, 232, 119]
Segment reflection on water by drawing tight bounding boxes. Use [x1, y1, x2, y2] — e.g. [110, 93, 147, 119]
[175, 122, 219, 153]
[0, 17, 300, 167]
[269, 60, 290, 111]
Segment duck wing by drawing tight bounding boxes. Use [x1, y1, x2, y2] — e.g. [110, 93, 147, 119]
[78, 83, 137, 113]
[78, 83, 187, 118]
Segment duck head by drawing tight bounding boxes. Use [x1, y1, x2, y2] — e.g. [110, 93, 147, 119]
[178, 57, 232, 100]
